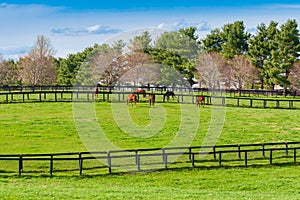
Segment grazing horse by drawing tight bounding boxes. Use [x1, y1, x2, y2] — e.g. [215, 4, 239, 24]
[126, 94, 138, 106]
[148, 94, 155, 106]
[196, 95, 205, 107]
[163, 91, 176, 102]
[134, 89, 146, 101]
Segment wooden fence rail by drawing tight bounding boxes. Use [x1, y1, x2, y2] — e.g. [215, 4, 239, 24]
[1, 141, 300, 176]
[1, 85, 298, 97]
[1, 91, 300, 109]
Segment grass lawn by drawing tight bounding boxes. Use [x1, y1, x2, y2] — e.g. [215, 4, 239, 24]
[1, 166, 300, 199]
[1, 102, 300, 199]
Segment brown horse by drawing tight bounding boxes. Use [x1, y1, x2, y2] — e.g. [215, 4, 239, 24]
[196, 95, 205, 107]
[148, 94, 155, 106]
[163, 91, 176, 102]
[134, 89, 146, 101]
[126, 94, 137, 106]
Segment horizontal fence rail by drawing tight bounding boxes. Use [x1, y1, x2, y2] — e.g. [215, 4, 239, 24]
[1, 141, 300, 176]
[0, 85, 299, 97]
[1, 91, 300, 109]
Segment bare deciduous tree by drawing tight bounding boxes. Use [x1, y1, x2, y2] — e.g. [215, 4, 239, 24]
[289, 61, 300, 91]
[18, 35, 56, 85]
[195, 52, 225, 89]
[225, 55, 258, 90]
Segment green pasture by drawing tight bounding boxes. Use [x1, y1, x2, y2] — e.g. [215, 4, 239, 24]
[1, 101, 300, 153]
[1, 102, 300, 199]
[1, 166, 300, 200]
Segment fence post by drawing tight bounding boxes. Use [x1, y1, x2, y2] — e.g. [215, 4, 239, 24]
[191, 154, 195, 167]
[250, 99, 253, 108]
[238, 145, 241, 159]
[289, 101, 293, 109]
[213, 146, 216, 160]
[276, 100, 279, 108]
[19, 155, 23, 176]
[107, 151, 112, 174]
[262, 144, 265, 157]
[136, 154, 141, 171]
[78, 153, 83, 175]
[285, 143, 289, 156]
[218, 153, 222, 166]
[270, 149, 273, 165]
[294, 149, 297, 164]
[50, 154, 53, 175]
[244, 151, 248, 167]
[188, 147, 192, 160]
[162, 148, 167, 169]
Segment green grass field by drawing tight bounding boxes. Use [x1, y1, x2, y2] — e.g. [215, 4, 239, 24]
[1, 102, 300, 199]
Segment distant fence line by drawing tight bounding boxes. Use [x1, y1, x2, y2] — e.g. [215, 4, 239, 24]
[1, 90, 300, 109]
[1, 141, 300, 176]
[0, 85, 298, 97]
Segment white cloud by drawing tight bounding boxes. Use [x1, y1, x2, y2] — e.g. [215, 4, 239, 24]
[157, 19, 211, 32]
[51, 25, 122, 36]
[87, 25, 101, 32]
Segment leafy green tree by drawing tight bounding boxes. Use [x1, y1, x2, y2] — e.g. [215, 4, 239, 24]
[202, 21, 249, 58]
[75, 42, 126, 86]
[147, 28, 201, 86]
[248, 21, 279, 89]
[276, 19, 300, 90]
[179, 27, 199, 43]
[56, 46, 94, 85]
[0, 58, 19, 85]
[202, 28, 223, 53]
[129, 31, 152, 52]
[249, 20, 300, 90]
[220, 21, 249, 58]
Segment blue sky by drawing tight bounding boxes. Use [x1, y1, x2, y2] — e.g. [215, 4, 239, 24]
[1, 1, 300, 59]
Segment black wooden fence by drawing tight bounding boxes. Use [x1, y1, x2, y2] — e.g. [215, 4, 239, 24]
[1, 141, 300, 176]
[1, 91, 300, 109]
[0, 85, 298, 97]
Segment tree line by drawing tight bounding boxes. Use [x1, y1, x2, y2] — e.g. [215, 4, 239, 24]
[1, 19, 300, 91]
